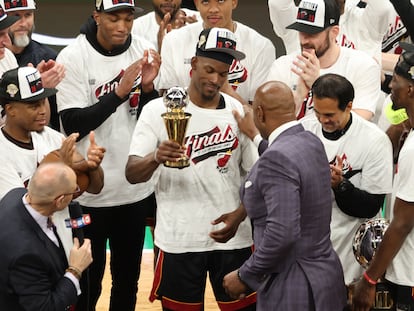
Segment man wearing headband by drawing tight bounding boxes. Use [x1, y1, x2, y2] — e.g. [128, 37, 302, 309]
[126, 27, 258, 310]
[352, 48, 414, 311]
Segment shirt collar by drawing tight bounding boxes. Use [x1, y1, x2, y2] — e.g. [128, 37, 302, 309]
[268, 120, 299, 145]
[23, 195, 48, 229]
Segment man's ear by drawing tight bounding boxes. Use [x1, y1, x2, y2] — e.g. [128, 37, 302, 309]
[232, 0, 238, 9]
[93, 11, 100, 25]
[345, 100, 353, 112]
[190, 56, 198, 71]
[4, 103, 15, 117]
[256, 105, 265, 123]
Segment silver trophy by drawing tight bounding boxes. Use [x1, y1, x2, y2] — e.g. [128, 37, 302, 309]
[348, 218, 393, 310]
[161, 87, 192, 168]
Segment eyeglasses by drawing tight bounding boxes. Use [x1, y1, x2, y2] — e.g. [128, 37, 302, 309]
[54, 185, 81, 200]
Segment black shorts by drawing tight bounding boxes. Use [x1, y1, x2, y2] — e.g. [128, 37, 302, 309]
[150, 248, 256, 310]
[386, 280, 414, 310]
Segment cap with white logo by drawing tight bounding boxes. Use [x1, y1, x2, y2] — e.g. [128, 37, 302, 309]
[0, 67, 57, 104]
[286, 0, 340, 34]
[1, 0, 36, 12]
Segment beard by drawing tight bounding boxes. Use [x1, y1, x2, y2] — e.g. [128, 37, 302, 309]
[10, 26, 33, 48]
[153, 3, 179, 20]
[12, 34, 30, 48]
[301, 31, 331, 58]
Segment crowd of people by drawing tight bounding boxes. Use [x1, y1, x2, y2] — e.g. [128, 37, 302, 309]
[0, 0, 414, 310]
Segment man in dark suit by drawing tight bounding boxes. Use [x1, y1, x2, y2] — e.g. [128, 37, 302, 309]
[223, 81, 347, 310]
[0, 162, 93, 310]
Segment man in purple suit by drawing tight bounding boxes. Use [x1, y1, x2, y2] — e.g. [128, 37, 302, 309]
[223, 81, 347, 310]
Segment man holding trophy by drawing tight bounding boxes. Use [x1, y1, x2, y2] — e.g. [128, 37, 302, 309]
[352, 45, 414, 311]
[126, 27, 258, 310]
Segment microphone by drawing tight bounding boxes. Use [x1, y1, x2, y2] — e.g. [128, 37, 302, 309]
[68, 201, 89, 246]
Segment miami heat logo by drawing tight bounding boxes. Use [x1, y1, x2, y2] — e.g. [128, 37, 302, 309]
[186, 125, 239, 172]
[4, 0, 27, 10]
[337, 34, 356, 50]
[94, 70, 142, 116]
[330, 153, 352, 175]
[228, 60, 248, 91]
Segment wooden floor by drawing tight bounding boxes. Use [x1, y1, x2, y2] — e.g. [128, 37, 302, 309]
[96, 251, 218, 311]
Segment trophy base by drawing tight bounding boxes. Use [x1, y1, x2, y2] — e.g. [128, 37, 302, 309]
[164, 157, 190, 169]
[347, 279, 394, 310]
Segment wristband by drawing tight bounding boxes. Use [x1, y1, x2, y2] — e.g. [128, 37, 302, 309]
[66, 266, 82, 280]
[363, 271, 377, 286]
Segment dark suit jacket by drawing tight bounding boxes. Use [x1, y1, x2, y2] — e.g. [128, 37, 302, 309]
[0, 188, 77, 311]
[239, 124, 347, 310]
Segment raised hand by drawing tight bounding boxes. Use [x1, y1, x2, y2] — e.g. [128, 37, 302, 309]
[86, 131, 106, 170]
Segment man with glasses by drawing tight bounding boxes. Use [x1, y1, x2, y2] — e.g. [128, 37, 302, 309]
[0, 162, 93, 310]
[0, 66, 105, 259]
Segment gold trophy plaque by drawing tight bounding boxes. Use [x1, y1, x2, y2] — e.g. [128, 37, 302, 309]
[161, 86, 192, 168]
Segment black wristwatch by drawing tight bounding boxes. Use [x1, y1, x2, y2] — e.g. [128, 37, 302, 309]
[335, 178, 353, 193]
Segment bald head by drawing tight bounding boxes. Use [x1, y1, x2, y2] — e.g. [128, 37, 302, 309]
[253, 81, 296, 139]
[28, 162, 76, 205]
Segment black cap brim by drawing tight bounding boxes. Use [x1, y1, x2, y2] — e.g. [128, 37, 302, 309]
[201, 47, 246, 61]
[0, 15, 19, 31]
[286, 22, 325, 35]
[22, 88, 58, 102]
[0, 88, 58, 103]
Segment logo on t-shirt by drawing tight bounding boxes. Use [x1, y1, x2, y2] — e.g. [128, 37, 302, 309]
[382, 15, 408, 53]
[228, 60, 248, 91]
[94, 70, 141, 116]
[185, 124, 239, 172]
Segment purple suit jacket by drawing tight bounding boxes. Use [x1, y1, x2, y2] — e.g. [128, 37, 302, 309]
[239, 124, 347, 310]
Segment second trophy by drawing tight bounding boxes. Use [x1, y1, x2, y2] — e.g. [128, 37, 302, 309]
[161, 86, 192, 168]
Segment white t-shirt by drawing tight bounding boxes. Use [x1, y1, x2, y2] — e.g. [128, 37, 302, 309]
[158, 21, 276, 102]
[132, 8, 200, 51]
[128, 93, 258, 253]
[301, 112, 393, 284]
[267, 47, 382, 117]
[56, 34, 156, 207]
[0, 126, 73, 259]
[386, 130, 414, 286]
[268, 0, 392, 62]
[382, 0, 414, 55]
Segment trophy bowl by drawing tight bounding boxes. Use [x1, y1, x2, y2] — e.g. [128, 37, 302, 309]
[348, 218, 393, 310]
[352, 218, 390, 269]
[162, 86, 192, 169]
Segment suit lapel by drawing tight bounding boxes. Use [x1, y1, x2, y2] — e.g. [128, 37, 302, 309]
[17, 199, 68, 271]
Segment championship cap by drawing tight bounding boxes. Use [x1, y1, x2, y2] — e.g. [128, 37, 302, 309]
[0, 0, 36, 12]
[0, 67, 57, 105]
[0, 4, 19, 30]
[287, 0, 340, 34]
[95, 0, 143, 13]
[196, 27, 246, 65]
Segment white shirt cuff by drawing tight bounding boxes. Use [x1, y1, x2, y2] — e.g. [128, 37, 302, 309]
[65, 272, 81, 295]
[253, 134, 263, 148]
